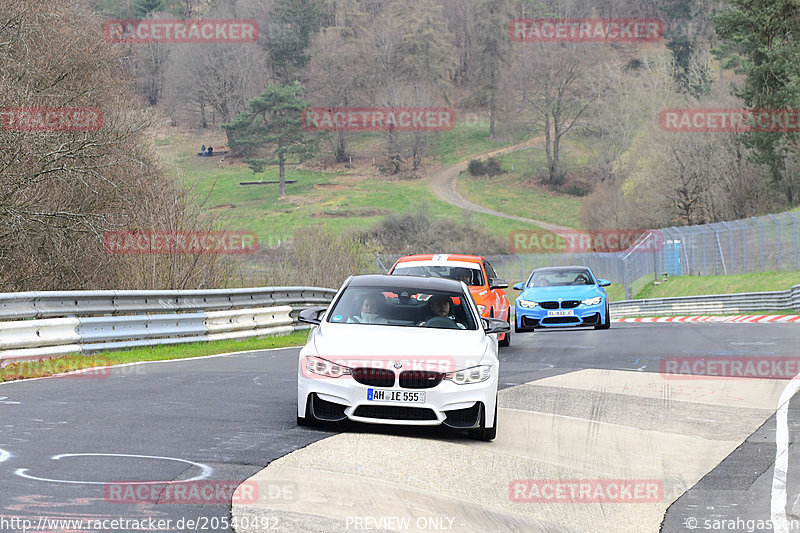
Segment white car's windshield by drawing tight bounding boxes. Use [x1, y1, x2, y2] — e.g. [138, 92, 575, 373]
[327, 286, 478, 330]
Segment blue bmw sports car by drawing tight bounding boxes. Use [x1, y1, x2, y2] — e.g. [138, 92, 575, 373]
[513, 266, 611, 332]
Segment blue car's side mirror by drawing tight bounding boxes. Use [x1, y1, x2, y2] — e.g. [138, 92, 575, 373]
[597, 279, 611, 287]
[512, 282, 524, 290]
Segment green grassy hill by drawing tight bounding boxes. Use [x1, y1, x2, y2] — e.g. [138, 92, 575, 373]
[154, 122, 576, 244]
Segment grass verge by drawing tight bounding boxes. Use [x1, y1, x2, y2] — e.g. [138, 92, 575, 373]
[0, 331, 309, 383]
[635, 271, 800, 299]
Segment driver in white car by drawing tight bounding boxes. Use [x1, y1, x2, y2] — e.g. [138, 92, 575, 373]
[419, 294, 466, 329]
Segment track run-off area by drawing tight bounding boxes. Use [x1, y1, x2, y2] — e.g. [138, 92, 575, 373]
[1, 321, 799, 532]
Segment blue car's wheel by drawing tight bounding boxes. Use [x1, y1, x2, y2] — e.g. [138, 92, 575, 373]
[515, 316, 534, 333]
[594, 302, 611, 330]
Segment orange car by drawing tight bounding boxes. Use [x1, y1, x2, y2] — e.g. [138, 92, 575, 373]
[388, 254, 511, 346]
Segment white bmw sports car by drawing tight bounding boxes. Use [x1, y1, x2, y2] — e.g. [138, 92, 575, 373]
[296, 274, 509, 440]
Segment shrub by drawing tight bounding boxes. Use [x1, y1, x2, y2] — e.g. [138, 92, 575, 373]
[484, 158, 505, 177]
[468, 158, 505, 177]
[358, 209, 508, 255]
[467, 159, 486, 176]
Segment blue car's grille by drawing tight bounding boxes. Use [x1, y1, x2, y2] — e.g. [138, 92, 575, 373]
[539, 300, 582, 309]
[542, 316, 581, 324]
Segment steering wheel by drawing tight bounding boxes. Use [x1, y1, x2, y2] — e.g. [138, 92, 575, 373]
[421, 316, 460, 329]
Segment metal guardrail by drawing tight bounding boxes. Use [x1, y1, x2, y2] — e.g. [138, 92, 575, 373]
[0, 287, 337, 366]
[0, 287, 334, 320]
[610, 284, 800, 318]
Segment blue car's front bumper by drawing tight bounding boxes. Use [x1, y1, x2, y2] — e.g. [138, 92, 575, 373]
[515, 302, 605, 331]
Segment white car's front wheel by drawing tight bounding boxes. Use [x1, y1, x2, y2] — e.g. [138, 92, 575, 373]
[468, 397, 497, 441]
[297, 395, 319, 427]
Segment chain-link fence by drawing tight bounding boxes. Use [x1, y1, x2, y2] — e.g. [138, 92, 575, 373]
[372, 211, 800, 300]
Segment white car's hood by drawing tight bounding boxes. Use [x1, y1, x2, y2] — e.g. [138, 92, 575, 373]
[311, 323, 489, 370]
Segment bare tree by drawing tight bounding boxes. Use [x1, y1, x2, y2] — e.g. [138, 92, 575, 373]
[586, 51, 677, 183]
[127, 13, 172, 106]
[163, 0, 269, 129]
[304, 29, 365, 162]
[623, 123, 775, 227]
[0, 0, 232, 290]
[520, 42, 600, 185]
[360, 0, 456, 172]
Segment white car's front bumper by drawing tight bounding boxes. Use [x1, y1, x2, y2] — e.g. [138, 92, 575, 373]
[297, 365, 498, 428]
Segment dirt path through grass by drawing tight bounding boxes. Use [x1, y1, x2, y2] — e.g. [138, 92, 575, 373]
[428, 135, 571, 232]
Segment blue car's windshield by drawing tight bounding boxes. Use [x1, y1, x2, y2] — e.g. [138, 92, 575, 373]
[528, 270, 595, 287]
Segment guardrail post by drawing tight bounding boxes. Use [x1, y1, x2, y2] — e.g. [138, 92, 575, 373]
[623, 260, 631, 300]
[721, 221, 734, 274]
[735, 219, 747, 272]
[788, 212, 799, 269]
[768, 213, 781, 270]
[651, 232, 658, 283]
[752, 217, 765, 271]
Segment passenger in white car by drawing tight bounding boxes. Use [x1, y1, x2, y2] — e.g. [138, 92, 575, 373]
[347, 294, 389, 324]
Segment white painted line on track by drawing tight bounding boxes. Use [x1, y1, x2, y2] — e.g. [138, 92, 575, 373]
[614, 315, 800, 324]
[14, 453, 213, 485]
[0, 449, 10, 463]
[771, 374, 800, 533]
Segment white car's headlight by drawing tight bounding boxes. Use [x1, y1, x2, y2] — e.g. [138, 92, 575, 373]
[477, 304, 486, 314]
[305, 357, 352, 378]
[581, 296, 603, 306]
[518, 299, 539, 308]
[445, 365, 491, 385]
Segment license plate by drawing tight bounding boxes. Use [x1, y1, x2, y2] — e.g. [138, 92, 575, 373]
[547, 310, 574, 317]
[367, 389, 426, 403]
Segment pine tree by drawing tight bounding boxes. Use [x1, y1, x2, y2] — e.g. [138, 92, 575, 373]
[223, 83, 316, 198]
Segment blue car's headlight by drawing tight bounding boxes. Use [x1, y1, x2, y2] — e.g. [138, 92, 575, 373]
[518, 299, 539, 308]
[581, 296, 603, 306]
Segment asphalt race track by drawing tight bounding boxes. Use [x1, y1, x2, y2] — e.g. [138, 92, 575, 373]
[1, 322, 799, 532]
